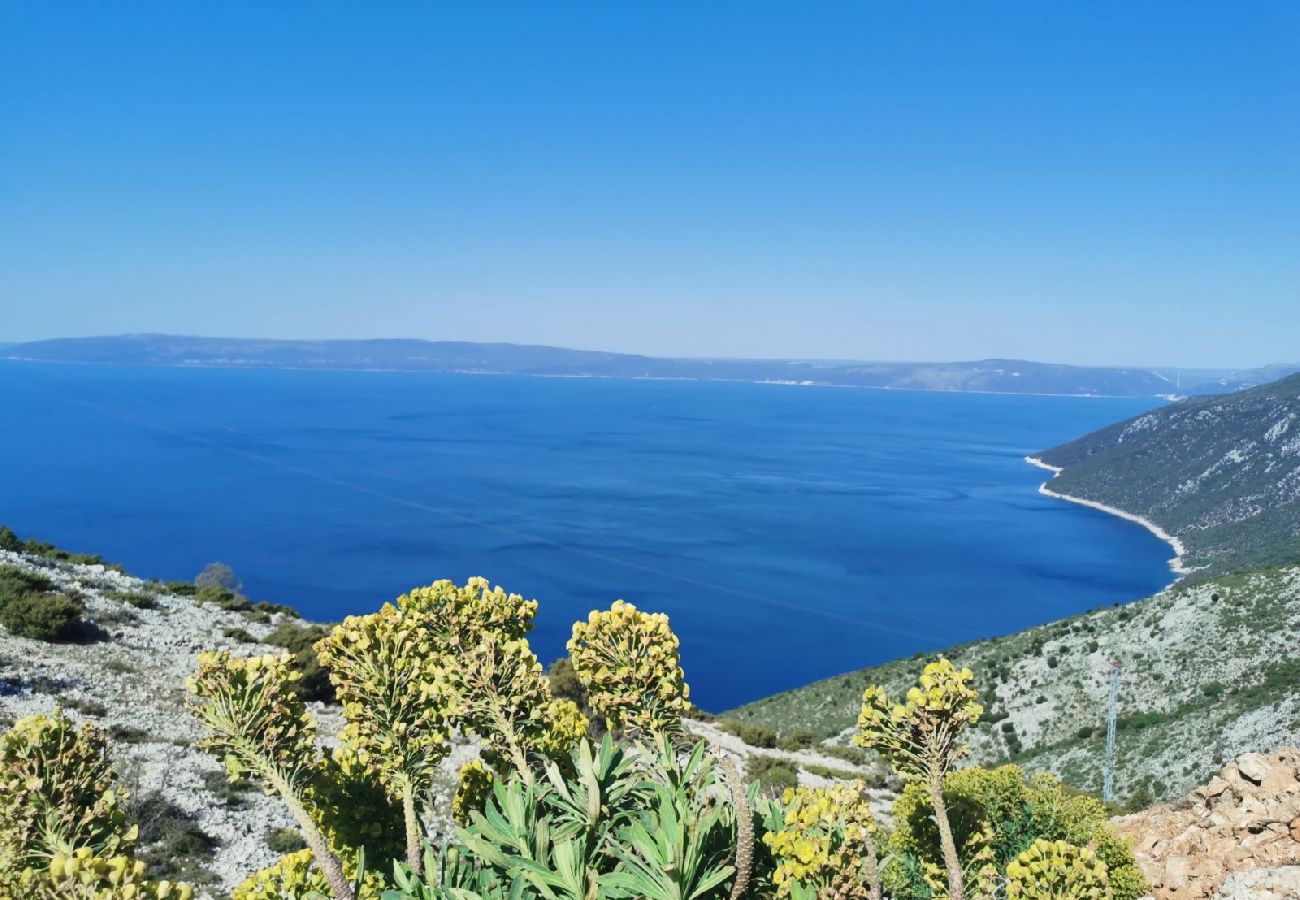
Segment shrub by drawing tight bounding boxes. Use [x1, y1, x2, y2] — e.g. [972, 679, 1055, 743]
[195, 562, 241, 592]
[0, 564, 56, 601]
[107, 589, 159, 610]
[722, 719, 778, 748]
[0, 526, 21, 552]
[194, 584, 252, 611]
[264, 622, 333, 702]
[0, 591, 85, 641]
[266, 826, 306, 854]
[885, 765, 1146, 900]
[748, 754, 799, 794]
[819, 744, 870, 767]
[109, 723, 152, 744]
[776, 728, 816, 751]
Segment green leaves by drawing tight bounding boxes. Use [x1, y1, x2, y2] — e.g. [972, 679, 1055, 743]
[447, 737, 745, 900]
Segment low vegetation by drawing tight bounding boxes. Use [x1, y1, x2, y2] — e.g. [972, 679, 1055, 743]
[728, 566, 1300, 805]
[0, 563, 85, 641]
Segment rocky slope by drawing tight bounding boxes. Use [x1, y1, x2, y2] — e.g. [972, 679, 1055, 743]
[729, 566, 1300, 806]
[1036, 372, 1300, 577]
[1114, 747, 1300, 899]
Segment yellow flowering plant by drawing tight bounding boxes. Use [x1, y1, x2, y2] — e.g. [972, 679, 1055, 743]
[566, 599, 691, 736]
[1005, 839, 1112, 900]
[187, 650, 352, 900]
[0, 710, 193, 900]
[314, 603, 457, 872]
[763, 781, 882, 900]
[854, 658, 983, 900]
[396, 576, 537, 643]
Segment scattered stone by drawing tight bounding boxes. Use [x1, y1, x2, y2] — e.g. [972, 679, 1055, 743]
[1114, 748, 1300, 900]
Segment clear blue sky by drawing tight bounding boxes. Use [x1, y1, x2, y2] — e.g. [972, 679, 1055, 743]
[2, 3, 1296, 367]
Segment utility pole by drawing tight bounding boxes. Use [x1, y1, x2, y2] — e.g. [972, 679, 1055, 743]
[1103, 661, 1122, 803]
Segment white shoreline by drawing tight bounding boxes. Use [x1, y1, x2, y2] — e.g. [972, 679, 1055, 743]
[1025, 455, 1190, 580]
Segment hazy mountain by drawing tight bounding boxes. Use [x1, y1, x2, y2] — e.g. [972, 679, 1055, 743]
[1036, 372, 1300, 576]
[3, 334, 1178, 397]
[1180, 363, 1300, 396]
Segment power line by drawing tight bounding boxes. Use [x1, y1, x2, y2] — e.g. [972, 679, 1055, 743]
[1103, 660, 1124, 803]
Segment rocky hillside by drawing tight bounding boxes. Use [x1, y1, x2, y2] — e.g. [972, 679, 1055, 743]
[729, 566, 1300, 806]
[1114, 747, 1300, 899]
[1035, 372, 1300, 577]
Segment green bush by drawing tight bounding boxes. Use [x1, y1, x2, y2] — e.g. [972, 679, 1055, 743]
[0, 565, 56, 603]
[721, 719, 777, 748]
[264, 621, 334, 703]
[266, 826, 306, 854]
[748, 754, 799, 794]
[776, 728, 816, 751]
[0, 591, 85, 641]
[0, 527, 21, 553]
[885, 764, 1147, 900]
[194, 584, 252, 611]
[818, 744, 870, 767]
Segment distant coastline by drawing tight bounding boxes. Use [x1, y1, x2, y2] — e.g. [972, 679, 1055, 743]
[1025, 455, 1190, 581]
[2, 355, 1170, 402]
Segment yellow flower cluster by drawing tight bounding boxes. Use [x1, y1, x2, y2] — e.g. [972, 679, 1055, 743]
[1005, 839, 1112, 900]
[763, 781, 880, 899]
[452, 760, 497, 826]
[854, 658, 982, 781]
[186, 651, 320, 790]
[0, 712, 193, 900]
[397, 576, 537, 642]
[452, 635, 589, 777]
[566, 600, 691, 734]
[232, 848, 385, 900]
[0, 711, 133, 873]
[315, 604, 456, 796]
[38, 849, 193, 900]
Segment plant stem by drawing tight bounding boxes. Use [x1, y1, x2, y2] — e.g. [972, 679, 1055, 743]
[720, 756, 753, 900]
[929, 772, 965, 900]
[269, 770, 356, 900]
[402, 780, 423, 876]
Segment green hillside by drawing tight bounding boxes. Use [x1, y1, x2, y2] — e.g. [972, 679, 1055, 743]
[1037, 372, 1300, 577]
[728, 566, 1300, 804]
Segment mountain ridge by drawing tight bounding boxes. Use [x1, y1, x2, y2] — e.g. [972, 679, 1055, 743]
[1035, 372, 1300, 577]
[2, 333, 1182, 397]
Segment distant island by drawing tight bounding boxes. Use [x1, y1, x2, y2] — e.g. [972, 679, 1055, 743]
[9, 333, 1291, 398]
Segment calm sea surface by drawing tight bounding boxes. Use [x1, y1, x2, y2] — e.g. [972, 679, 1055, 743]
[0, 361, 1172, 709]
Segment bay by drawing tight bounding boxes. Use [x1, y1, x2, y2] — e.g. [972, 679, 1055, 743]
[0, 361, 1172, 709]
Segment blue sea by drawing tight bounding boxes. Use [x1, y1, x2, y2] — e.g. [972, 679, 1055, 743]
[0, 361, 1172, 709]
